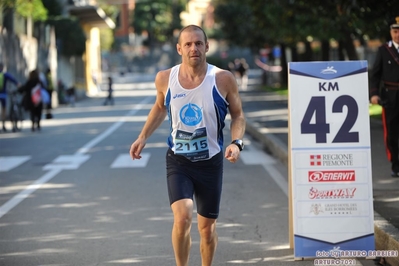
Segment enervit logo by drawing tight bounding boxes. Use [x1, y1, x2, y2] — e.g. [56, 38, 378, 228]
[308, 170, 355, 182]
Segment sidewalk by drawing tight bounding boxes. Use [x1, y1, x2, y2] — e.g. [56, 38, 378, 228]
[242, 70, 399, 266]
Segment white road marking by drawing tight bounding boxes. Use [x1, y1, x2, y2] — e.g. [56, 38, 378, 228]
[241, 145, 288, 196]
[0, 156, 31, 172]
[43, 154, 91, 170]
[0, 169, 61, 218]
[111, 153, 150, 168]
[0, 96, 154, 219]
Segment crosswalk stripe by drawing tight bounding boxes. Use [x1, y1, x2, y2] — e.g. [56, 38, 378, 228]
[111, 153, 150, 168]
[0, 156, 31, 172]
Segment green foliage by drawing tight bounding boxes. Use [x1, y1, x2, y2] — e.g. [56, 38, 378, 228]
[100, 28, 114, 51]
[41, 0, 88, 56]
[0, 0, 15, 8]
[213, 0, 399, 49]
[0, 0, 48, 21]
[41, 0, 63, 17]
[213, 2, 254, 47]
[206, 55, 232, 70]
[98, 2, 119, 21]
[16, 0, 47, 21]
[132, 0, 185, 46]
[47, 17, 86, 57]
[261, 85, 288, 95]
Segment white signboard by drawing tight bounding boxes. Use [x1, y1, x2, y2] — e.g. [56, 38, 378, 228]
[288, 61, 375, 258]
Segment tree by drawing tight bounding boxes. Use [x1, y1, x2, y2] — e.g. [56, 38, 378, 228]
[213, 0, 399, 85]
[214, 0, 399, 56]
[40, 0, 86, 57]
[46, 17, 86, 57]
[132, 0, 185, 47]
[96, 1, 118, 51]
[1, 0, 48, 33]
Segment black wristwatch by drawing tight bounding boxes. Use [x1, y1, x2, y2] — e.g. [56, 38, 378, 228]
[231, 139, 244, 151]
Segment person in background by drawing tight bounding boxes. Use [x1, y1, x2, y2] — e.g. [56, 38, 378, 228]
[19, 70, 44, 131]
[44, 68, 54, 119]
[103, 76, 114, 106]
[57, 79, 67, 104]
[235, 58, 249, 90]
[370, 16, 399, 178]
[0, 63, 20, 132]
[129, 25, 245, 266]
[67, 86, 75, 107]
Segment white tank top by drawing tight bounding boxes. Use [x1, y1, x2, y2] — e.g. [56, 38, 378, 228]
[165, 64, 229, 162]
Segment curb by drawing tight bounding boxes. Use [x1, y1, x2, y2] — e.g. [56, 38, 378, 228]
[245, 120, 399, 266]
[374, 212, 399, 266]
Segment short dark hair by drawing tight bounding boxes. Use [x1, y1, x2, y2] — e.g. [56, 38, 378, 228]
[177, 25, 208, 44]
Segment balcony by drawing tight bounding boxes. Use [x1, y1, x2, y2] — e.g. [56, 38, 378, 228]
[67, 0, 115, 29]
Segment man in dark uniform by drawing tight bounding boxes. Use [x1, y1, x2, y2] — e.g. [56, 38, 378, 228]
[370, 16, 399, 177]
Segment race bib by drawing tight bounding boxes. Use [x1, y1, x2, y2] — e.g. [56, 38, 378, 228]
[174, 127, 209, 161]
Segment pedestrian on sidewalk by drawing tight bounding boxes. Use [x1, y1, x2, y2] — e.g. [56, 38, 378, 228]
[44, 68, 54, 119]
[370, 16, 399, 178]
[0, 63, 20, 132]
[234, 58, 249, 90]
[103, 76, 114, 106]
[129, 25, 245, 266]
[19, 70, 44, 132]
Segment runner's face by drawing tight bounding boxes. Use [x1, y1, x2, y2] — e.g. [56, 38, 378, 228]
[391, 28, 399, 44]
[177, 30, 209, 67]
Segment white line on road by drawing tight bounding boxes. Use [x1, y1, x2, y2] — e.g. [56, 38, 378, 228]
[0, 96, 154, 219]
[241, 142, 288, 196]
[0, 156, 31, 172]
[0, 169, 61, 218]
[76, 98, 153, 155]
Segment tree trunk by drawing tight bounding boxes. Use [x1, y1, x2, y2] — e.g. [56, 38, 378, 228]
[342, 31, 358, 60]
[2, 7, 14, 34]
[338, 31, 358, 60]
[338, 40, 345, 60]
[321, 40, 330, 61]
[303, 41, 313, 61]
[279, 43, 288, 86]
[290, 45, 298, 62]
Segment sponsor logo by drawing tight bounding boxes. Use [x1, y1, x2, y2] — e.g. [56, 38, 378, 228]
[309, 154, 353, 166]
[308, 170, 355, 182]
[325, 203, 358, 214]
[308, 187, 356, 199]
[310, 203, 358, 216]
[173, 93, 186, 99]
[179, 103, 203, 126]
[310, 155, 322, 166]
[310, 204, 324, 215]
[321, 66, 337, 74]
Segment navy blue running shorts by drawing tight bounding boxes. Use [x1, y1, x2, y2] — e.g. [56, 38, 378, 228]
[166, 148, 223, 219]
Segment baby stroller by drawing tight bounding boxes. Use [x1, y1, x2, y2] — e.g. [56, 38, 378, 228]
[8, 90, 25, 132]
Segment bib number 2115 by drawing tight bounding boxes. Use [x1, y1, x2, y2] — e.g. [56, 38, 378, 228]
[300, 95, 359, 143]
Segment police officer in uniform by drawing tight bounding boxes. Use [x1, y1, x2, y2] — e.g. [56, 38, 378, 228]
[370, 16, 399, 177]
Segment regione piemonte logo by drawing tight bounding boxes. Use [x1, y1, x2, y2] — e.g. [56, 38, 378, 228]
[310, 155, 322, 166]
[309, 154, 354, 167]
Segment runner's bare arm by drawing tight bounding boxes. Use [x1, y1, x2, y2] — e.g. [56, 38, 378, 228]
[130, 70, 169, 160]
[216, 70, 246, 163]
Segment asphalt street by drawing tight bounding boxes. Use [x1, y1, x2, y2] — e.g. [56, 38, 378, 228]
[0, 71, 382, 266]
